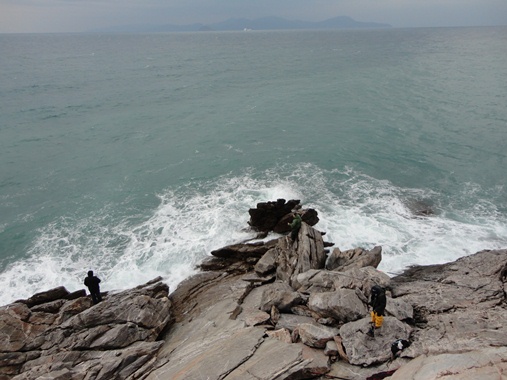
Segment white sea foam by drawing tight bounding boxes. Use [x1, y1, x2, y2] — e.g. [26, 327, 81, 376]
[0, 165, 505, 306]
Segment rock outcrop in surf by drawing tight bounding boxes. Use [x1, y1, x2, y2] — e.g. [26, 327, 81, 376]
[1, 199, 506, 379]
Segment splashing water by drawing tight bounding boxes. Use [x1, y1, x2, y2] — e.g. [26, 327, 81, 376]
[0, 165, 505, 306]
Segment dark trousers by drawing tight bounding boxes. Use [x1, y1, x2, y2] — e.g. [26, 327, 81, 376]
[90, 291, 102, 304]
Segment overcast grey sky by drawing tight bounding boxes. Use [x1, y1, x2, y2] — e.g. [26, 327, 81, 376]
[1, 0, 506, 33]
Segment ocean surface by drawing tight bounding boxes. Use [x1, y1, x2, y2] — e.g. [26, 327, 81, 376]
[1, 27, 506, 306]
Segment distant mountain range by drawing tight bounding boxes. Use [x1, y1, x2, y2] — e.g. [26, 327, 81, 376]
[93, 16, 391, 33]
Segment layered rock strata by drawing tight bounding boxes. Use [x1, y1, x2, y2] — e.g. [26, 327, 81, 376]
[0, 278, 171, 380]
[2, 199, 506, 380]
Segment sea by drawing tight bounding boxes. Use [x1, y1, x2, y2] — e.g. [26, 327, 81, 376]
[1, 27, 506, 306]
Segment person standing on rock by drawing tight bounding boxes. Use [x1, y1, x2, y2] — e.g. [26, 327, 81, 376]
[367, 285, 386, 337]
[288, 213, 302, 242]
[84, 270, 102, 304]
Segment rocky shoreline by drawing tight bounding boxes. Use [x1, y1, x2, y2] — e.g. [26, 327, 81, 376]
[1, 199, 506, 380]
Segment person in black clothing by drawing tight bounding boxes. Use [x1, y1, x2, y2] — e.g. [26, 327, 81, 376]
[84, 270, 102, 304]
[367, 285, 386, 337]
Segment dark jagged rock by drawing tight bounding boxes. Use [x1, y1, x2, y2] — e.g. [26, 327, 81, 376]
[273, 208, 320, 233]
[248, 199, 301, 231]
[405, 199, 435, 217]
[22, 286, 70, 308]
[210, 239, 279, 261]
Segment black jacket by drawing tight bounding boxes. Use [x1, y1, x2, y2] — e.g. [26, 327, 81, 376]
[84, 275, 101, 293]
[369, 285, 386, 315]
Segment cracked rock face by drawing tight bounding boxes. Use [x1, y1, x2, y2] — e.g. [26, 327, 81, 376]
[2, 197, 506, 380]
[0, 278, 171, 380]
[391, 249, 507, 358]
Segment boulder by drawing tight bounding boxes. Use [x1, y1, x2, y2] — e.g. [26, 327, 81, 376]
[54, 297, 92, 325]
[248, 199, 301, 231]
[265, 328, 293, 343]
[308, 289, 368, 323]
[291, 304, 327, 320]
[324, 339, 339, 357]
[333, 267, 391, 294]
[254, 248, 277, 276]
[294, 266, 391, 295]
[340, 317, 412, 366]
[30, 299, 66, 314]
[297, 323, 340, 349]
[0, 303, 48, 352]
[273, 209, 320, 233]
[326, 246, 382, 271]
[259, 282, 304, 312]
[244, 310, 271, 327]
[23, 286, 70, 308]
[294, 269, 339, 293]
[198, 256, 254, 273]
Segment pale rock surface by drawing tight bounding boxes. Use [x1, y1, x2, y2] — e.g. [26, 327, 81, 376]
[326, 246, 382, 271]
[259, 281, 304, 312]
[296, 323, 340, 349]
[340, 317, 412, 366]
[308, 288, 367, 323]
[265, 328, 293, 343]
[276, 223, 327, 286]
[275, 313, 320, 331]
[390, 346, 507, 380]
[254, 248, 277, 276]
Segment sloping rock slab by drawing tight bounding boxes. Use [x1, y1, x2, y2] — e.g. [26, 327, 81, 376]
[408, 306, 507, 356]
[211, 240, 278, 261]
[390, 346, 507, 380]
[12, 341, 163, 380]
[225, 338, 329, 379]
[147, 327, 266, 380]
[391, 249, 506, 314]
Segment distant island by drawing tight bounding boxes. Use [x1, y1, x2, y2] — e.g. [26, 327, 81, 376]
[92, 16, 391, 33]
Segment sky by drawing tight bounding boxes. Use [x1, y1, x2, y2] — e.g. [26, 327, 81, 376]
[0, 0, 506, 33]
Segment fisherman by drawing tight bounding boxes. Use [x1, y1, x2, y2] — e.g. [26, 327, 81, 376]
[367, 285, 386, 337]
[84, 270, 102, 304]
[288, 213, 302, 242]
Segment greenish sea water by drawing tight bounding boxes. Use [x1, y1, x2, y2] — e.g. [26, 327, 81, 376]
[1, 27, 506, 305]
